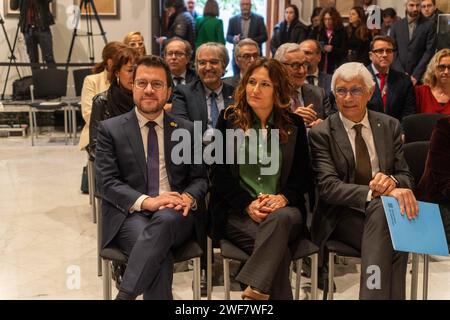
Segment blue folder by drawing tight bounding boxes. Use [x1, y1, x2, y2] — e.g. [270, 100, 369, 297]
[381, 196, 449, 256]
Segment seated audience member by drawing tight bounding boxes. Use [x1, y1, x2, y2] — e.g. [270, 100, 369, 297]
[95, 55, 207, 300]
[416, 116, 450, 245]
[367, 36, 416, 121]
[380, 8, 398, 36]
[270, 4, 308, 55]
[415, 49, 450, 115]
[309, 62, 417, 300]
[309, 7, 346, 75]
[344, 6, 371, 65]
[79, 42, 127, 153]
[195, 0, 225, 49]
[390, 0, 436, 86]
[274, 43, 333, 128]
[123, 31, 147, 56]
[89, 47, 140, 158]
[210, 58, 314, 300]
[163, 37, 197, 87]
[223, 38, 260, 88]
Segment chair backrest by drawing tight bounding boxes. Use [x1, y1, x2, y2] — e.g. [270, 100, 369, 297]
[402, 113, 446, 143]
[403, 141, 430, 185]
[73, 68, 92, 97]
[31, 69, 68, 99]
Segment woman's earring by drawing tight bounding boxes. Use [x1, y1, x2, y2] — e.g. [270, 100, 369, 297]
[117, 77, 120, 86]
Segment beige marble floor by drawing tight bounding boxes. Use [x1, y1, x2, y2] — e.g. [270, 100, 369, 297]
[0, 134, 449, 300]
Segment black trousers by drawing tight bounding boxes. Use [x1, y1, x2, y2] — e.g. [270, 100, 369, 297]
[23, 27, 55, 67]
[115, 208, 194, 300]
[225, 206, 302, 300]
[331, 199, 408, 300]
[440, 204, 450, 246]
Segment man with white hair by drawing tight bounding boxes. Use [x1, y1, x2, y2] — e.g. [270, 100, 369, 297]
[274, 43, 334, 128]
[309, 62, 417, 299]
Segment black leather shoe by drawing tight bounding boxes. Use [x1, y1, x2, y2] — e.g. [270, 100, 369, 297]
[112, 262, 126, 290]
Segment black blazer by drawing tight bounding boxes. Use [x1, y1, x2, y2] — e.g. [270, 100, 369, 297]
[301, 83, 335, 120]
[209, 110, 314, 239]
[95, 110, 208, 248]
[390, 16, 436, 81]
[367, 66, 416, 122]
[270, 20, 309, 55]
[226, 13, 268, 54]
[309, 27, 346, 74]
[309, 111, 414, 257]
[171, 79, 235, 132]
[11, 0, 54, 32]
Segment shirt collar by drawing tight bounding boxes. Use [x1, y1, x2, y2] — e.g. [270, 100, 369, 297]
[251, 110, 274, 129]
[339, 109, 370, 133]
[371, 63, 389, 76]
[172, 70, 187, 80]
[204, 83, 223, 97]
[135, 107, 164, 129]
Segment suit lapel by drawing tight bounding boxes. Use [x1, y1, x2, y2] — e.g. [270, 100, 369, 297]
[386, 71, 396, 113]
[369, 68, 383, 111]
[279, 125, 297, 190]
[222, 83, 235, 107]
[194, 81, 209, 128]
[163, 112, 176, 187]
[123, 110, 147, 184]
[330, 114, 356, 174]
[368, 111, 386, 172]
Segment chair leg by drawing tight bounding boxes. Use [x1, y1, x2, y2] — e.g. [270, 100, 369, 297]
[207, 237, 213, 300]
[423, 254, 429, 300]
[328, 252, 335, 300]
[311, 253, 319, 301]
[193, 257, 201, 300]
[72, 107, 77, 144]
[410, 253, 419, 300]
[294, 259, 302, 300]
[223, 258, 231, 300]
[64, 107, 68, 145]
[103, 259, 112, 300]
[87, 160, 93, 206]
[96, 197, 102, 277]
[28, 108, 35, 146]
[289, 263, 293, 286]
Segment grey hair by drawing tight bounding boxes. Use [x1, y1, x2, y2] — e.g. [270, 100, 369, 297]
[195, 42, 229, 73]
[331, 62, 375, 93]
[273, 43, 301, 63]
[234, 38, 259, 60]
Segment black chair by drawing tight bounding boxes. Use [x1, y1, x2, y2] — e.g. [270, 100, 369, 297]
[221, 238, 319, 300]
[29, 69, 69, 145]
[402, 113, 446, 143]
[100, 240, 203, 300]
[403, 141, 431, 300]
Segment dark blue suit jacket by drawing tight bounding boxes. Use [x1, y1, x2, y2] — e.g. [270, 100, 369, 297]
[95, 110, 208, 248]
[226, 12, 268, 53]
[367, 66, 416, 122]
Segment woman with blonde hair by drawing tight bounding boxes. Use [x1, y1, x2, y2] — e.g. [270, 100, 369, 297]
[210, 58, 314, 300]
[123, 31, 147, 56]
[415, 49, 450, 114]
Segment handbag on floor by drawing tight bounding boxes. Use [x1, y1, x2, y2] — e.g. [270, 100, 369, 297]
[80, 166, 89, 194]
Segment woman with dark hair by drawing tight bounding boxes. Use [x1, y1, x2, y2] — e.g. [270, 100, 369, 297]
[270, 4, 308, 55]
[79, 41, 127, 152]
[195, 0, 225, 48]
[89, 47, 140, 158]
[209, 58, 314, 300]
[307, 6, 323, 38]
[344, 6, 372, 65]
[309, 7, 346, 74]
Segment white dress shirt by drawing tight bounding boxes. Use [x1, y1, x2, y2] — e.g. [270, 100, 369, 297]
[131, 108, 171, 212]
[339, 111, 380, 201]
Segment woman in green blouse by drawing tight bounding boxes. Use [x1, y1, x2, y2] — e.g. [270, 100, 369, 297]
[195, 0, 225, 49]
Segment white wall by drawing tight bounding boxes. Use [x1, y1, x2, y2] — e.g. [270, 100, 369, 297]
[0, 0, 151, 96]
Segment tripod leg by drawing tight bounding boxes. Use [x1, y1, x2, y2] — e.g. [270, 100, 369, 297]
[1, 21, 22, 99]
[89, 0, 108, 44]
[66, 1, 84, 69]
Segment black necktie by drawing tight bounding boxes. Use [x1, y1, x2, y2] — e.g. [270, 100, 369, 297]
[353, 124, 372, 186]
[307, 75, 315, 85]
[146, 121, 159, 197]
[173, 76, 183, 86]
[210, 92, 219, 128]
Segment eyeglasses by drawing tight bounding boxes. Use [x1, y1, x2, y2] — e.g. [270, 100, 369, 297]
[437, 64, 450, 72]
[134, 79, 166, 90]
[239, 53, 259, 61]
[335, 87, 366, 97]
[371, 48, 394, 55]
[197, 59, 221, 67]
[129, 41, 144, 48]
[283, 61, 308, 70]
[165, 51, 186, 58]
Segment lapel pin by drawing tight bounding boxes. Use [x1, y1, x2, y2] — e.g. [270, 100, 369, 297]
[169, 121, 178, 128]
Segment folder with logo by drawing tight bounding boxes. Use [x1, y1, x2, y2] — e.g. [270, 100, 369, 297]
[381, 196, 449, 256]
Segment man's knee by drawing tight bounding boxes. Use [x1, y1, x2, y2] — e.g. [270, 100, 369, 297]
[265, 206, 301, 226]
[365, 199, 389, 232]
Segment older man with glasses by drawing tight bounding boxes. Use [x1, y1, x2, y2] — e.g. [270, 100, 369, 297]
[164, 37, 197, 87]
[367, 35, 416, 122]
[309, 62, 417, 300]
[223, 38, 259, 88]
[274, 43, 334, 128]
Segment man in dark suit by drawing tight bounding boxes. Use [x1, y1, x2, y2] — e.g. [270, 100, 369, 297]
[223, 38, 259, 89]
[226, 0, 268, 76]
[171, 42, 234, 295]
[95, 55, 207, 300]
[390, 0, 436, 85]
[274, 43, 334, 128]
[367, 36, 416, 122]
[164, 37, 197, 87]
[309, 62, 418, 299]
